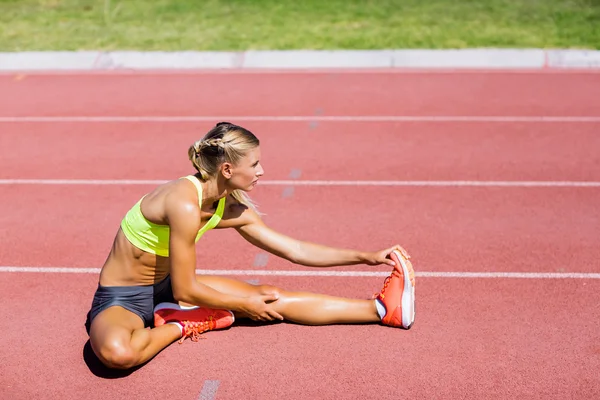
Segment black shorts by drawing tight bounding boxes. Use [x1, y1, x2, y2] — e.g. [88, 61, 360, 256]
[85, 275, 175, 334]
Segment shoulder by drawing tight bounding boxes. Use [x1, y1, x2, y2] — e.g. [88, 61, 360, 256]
[163, 179, 202, 229]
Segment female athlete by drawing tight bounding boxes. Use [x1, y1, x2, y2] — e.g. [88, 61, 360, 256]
[85, 122, 416, 370]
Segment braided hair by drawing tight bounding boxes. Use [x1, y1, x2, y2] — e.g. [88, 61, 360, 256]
[188, 122, 260, 212]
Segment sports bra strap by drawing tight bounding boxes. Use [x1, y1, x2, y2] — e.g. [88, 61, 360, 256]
[182, 175, 226, 239]
[183, 175, 204, 208]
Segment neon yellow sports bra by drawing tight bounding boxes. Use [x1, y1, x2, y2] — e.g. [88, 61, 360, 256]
[120, 175, 226, 257]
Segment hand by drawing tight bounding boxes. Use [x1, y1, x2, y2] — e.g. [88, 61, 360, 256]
[364, 244, 411, 267]
[241, 294, 284, 322]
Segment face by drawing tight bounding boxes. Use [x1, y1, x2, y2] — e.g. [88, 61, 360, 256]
[222, 146, 264, 191]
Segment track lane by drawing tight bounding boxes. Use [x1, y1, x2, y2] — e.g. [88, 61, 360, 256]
[0, 273, 598, 400]
[1, 121, 599, 181]
[1, 72, 599, 117]
[1, 185, 598, 274]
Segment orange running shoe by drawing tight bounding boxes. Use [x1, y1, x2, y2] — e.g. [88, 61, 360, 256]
[375, 250, 416, 329]
[154, 302, 235, 343]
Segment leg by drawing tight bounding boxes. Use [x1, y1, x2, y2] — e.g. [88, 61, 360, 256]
[89, 306, 180, 369]
[195, 276, 380, 325]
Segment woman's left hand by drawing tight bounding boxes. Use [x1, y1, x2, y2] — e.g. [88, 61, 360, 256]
[363, 244, 411, 266]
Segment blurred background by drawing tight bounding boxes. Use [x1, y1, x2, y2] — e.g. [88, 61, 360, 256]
[1, 0, 598, 52]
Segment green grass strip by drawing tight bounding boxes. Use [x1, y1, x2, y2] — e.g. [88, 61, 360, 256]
[1, 0, 599, 51]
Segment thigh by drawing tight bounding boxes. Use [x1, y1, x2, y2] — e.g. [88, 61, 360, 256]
[196, 275, 277, 297]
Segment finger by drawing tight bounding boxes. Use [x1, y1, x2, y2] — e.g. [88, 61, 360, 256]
[389, 245, 409, 259]
[396, 245, 411, 258]
[267, 309, 284, 321]
[260, 314, 273, 321]
[383, 247, 397, 265]
[383, 254, 396, 266]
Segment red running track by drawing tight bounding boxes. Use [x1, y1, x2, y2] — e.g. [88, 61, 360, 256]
[0, 71, 599, 117]
[0, 70, 599, 400]
[1, 273, 599, 399]
[1, 121, 600, 181]
[1, 185, 599, 274]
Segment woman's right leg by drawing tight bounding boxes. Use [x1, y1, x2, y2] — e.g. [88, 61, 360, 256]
[89, 306, 180, 370]
[196, 275, 381, 325]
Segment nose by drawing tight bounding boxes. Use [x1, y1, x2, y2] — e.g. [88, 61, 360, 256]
[256, 164, 265, 177]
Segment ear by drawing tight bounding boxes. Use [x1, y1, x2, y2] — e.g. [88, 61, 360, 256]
[221, 162, 233, 179]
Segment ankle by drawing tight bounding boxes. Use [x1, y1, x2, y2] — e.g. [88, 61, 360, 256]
[167, 321, 183, 336]
[374, 299, 386, 320]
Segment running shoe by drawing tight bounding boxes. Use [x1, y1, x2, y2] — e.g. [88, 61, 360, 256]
[375, 250, 416, 329]
[154, 302, 235, 343]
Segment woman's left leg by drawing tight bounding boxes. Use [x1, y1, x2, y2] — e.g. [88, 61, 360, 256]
[194, 276, 380, 325]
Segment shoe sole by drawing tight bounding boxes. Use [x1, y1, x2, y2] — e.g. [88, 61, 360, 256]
[154, 302, 199, 313]
[391, 250, 415, 329]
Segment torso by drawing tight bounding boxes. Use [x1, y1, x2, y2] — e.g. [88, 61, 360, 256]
[98, 177, 248, 287]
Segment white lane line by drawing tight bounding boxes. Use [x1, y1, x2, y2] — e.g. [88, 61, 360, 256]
[198, 380, 220, 400]
[0, 116, 599, 123]
[0, 69, 598, 76]
[1, 179, 600, 187]
[0, 266, 599, 279]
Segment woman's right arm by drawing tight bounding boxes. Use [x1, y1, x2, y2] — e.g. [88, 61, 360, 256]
[166, 191, 282, 320]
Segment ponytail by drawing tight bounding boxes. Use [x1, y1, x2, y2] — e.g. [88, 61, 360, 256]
[188, 122, 261, 213]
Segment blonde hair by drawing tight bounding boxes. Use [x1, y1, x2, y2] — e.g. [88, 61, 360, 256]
[188, 122, 260, 212]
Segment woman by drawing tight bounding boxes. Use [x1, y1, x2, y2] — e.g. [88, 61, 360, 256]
[86, 122, 416, 370]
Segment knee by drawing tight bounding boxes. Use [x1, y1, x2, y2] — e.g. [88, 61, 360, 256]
[98, 342, 138, 370]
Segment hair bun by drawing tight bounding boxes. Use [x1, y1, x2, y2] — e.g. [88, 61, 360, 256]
[216, 121, 233, 127]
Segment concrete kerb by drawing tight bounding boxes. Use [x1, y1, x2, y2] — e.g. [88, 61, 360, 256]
[0, 49, 599, 71]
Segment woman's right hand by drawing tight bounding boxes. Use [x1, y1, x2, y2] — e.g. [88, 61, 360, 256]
[241, 294, 284, 321]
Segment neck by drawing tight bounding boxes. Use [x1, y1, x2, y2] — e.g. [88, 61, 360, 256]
[198, 175, 229, 207]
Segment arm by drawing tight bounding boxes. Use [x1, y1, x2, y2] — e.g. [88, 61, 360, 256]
[166, 191, 246, 309]
[166, 191, 283, 321]
[234, 208, 409, 267]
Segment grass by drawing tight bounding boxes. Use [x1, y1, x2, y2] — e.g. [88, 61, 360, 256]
[0, 0, 599, 51]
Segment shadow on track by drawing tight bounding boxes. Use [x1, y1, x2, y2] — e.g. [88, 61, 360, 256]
[82, 340, 149, 379]
[82, 320, 328, 378]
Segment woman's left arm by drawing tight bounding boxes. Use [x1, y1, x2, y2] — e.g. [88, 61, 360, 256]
[234, 209, 409, 268]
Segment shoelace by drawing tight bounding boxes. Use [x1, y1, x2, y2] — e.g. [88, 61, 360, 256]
[372, 256, 416, 300]
[179, 316, 216, 343]
[372, 270, 399, 300]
